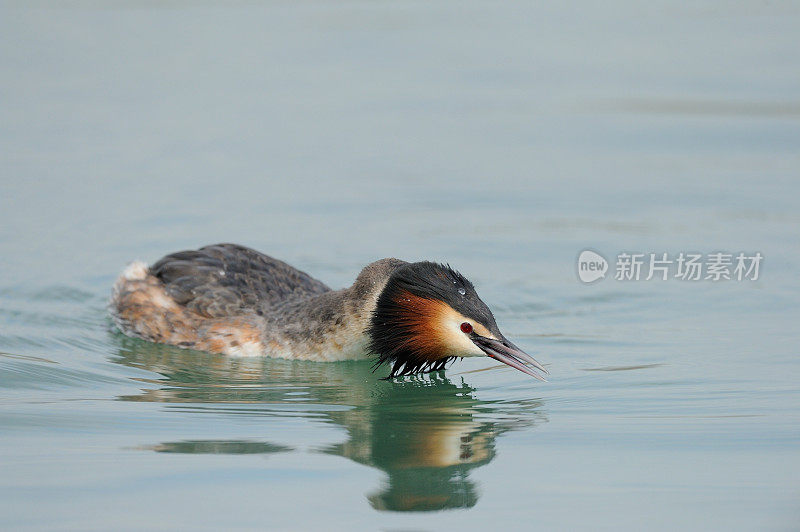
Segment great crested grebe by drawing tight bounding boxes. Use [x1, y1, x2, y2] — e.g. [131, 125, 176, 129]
[110, 243, 547, 380]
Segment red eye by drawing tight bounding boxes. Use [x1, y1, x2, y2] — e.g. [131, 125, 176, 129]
[460, 322, 473, 334]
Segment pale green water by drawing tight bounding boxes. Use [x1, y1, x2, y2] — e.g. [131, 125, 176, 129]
[1, 1, 799, 530]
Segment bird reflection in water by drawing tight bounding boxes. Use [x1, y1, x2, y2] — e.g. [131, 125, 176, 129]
[113, 337, 547, 512]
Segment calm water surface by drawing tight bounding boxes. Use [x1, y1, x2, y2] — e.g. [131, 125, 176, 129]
[1, 1, 799, 530]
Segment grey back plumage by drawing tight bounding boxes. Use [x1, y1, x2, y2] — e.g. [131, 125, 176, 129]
[150, 243, 331, 318]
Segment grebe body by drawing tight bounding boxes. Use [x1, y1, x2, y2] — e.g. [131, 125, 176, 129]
[111, 243, 546, 379]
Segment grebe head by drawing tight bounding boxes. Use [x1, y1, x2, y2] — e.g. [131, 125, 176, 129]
[368, 262, 547, 380]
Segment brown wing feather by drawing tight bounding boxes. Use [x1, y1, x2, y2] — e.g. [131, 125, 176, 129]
[149, 243, 331, 318]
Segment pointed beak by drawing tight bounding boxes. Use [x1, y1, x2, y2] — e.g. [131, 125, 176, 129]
[471, 334, 548, 381]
